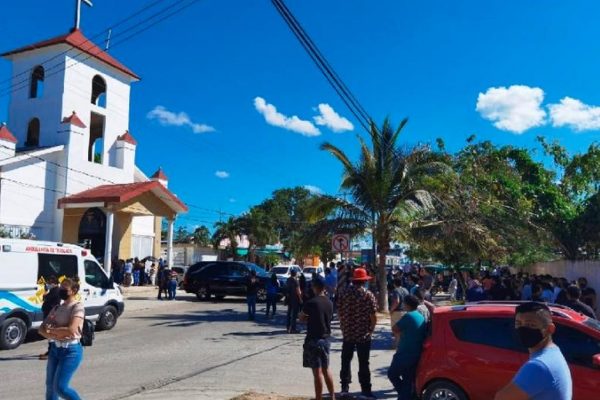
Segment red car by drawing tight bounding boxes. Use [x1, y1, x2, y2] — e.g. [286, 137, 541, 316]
[416, 302, 600, 400]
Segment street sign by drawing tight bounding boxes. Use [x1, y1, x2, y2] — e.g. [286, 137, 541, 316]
[332, 234, 350, 252]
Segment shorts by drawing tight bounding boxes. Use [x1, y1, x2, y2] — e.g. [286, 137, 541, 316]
[303, 338, 330, 369]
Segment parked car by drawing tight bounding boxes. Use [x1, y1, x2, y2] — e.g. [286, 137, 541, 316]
[417, 301, 600, 400]
[271, 265, 302, 288]
[182, 261, 270, 302]
[302, 266, 325, 281]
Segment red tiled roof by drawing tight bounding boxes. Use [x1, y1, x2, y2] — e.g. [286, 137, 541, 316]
[57, 181, 187, 213]
[61, 111, 86, 128]
[151, 167, 168, 181]
[117, 130, 137, 145]
[0, 124, 17, 143]
[2, 29, 140, 80]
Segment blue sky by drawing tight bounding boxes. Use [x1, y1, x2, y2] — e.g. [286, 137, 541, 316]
[2, 1, 600, 230]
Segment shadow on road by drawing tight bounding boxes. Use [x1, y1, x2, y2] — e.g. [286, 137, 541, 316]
[0, 354, 40, 361]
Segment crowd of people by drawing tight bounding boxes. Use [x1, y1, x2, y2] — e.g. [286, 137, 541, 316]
[255, 261, 597, 400]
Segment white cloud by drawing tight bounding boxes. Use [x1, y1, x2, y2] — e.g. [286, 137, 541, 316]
[215, 171, 230, 179]
[548, 97, 600, 131]
[253, 97, 320, 137]
[304, 185, 323, 195]
[147, 105, 215, 133]
[313, 104, 354, 132]
[229, 198, 236, 203]
[476, 85, 546, 134]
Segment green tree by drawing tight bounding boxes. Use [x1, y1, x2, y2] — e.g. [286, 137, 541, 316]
[237, 207, 276, 263]
[174, 226, 190, 243]
[192, 225, 211, 247]
[315, 118, 448, 310]
[212, 217, 241, 260]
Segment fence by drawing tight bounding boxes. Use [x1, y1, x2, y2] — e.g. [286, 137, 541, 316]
[527, 260, 600, 311]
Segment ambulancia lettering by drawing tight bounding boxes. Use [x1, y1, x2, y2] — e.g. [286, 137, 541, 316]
[25, 246, 73, 254]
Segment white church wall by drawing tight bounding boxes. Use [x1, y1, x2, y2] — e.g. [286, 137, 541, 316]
[63, 52, 132, 168]
[7, 48, 66, 147]
[131, 216, 155, 259]
[0, 157, 57, 239]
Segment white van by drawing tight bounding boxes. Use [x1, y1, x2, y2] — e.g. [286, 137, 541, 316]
[0, 239, 124, 350]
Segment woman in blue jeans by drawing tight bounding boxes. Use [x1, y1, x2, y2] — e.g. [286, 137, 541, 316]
[39, 278, 85, 400]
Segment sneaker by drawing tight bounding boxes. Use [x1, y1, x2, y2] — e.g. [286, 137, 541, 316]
[340, 385, 350, 398]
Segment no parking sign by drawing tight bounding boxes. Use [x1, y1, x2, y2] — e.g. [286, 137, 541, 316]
[331, 234, 350, 252]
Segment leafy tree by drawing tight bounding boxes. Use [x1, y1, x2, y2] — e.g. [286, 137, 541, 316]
[192, 225, 211, 247]
[174, 226, 190, 243]
[212, 217, 241, 260]
[315, 118, 448, 310]
[237, 207, 276, 262]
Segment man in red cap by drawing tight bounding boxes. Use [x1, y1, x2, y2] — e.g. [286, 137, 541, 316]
[336, 267, 378, 399]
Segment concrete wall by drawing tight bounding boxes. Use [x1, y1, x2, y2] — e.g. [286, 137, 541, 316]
[163, 244, 218, 267]
[527, 260, 600, 311]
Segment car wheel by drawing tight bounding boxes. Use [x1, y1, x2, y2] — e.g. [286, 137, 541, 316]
[196, 286, 211, 301]
[0, 317, 28, 350]
[422, 380, 468, 400]
[257, 288, 267, 303]
[96, 305, 118, 331]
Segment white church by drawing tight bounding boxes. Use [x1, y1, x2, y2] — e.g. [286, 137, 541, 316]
[0, 21, 187, 272]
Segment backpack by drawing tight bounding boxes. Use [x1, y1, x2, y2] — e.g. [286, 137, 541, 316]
[80, 318, 95, 347]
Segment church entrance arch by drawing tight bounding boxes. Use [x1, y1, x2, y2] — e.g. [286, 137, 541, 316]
[78, 207, 106, 260]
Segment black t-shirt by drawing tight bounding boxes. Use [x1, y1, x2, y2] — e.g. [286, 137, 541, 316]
[246, 276, 259, 296]
[302, 295, 333, 340]
[42, 286, 61, 318]
[286, 277, 299, 304]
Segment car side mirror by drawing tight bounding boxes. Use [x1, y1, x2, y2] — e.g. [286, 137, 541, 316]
[593, 354, 600, 368]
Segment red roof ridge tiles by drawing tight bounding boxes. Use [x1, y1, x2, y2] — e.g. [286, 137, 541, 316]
[58, 181, 187, 212]
[1, 29, 140, 80]
[151, 167, 168, 181]
[61, 111, 86, 128]
[0, 123, 18, 143]
[117, 130, 137, 146]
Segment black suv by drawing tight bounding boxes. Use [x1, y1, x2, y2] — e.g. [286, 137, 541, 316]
[182, 261, 270, 302]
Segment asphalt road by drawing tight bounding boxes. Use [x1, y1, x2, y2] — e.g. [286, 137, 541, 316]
[1, 292, 398, 400]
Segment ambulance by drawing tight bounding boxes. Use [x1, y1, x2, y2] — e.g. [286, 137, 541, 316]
[0, 238, 124, 350]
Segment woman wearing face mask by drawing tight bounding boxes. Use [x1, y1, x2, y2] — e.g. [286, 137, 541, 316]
[495, 302, 572, 400]
[39, 278, 85, 400]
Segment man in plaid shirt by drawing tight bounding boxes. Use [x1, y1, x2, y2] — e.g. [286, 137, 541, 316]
[337, 268, 378, 399]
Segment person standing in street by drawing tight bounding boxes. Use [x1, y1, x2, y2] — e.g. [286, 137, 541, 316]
[39, 278, 85, 400]
[299, 276, 335, 400]
[495, 302, 572, 400]
[123, 259, 133, 287]
[336, 268, 378, 399]
[265, 272, 280, 319]
[39, 276, 61, 360]
[167, 270, 178, 300]
[389, 277, 409, 348]
[388, 295, 427, 400]
[246, 269, 259, 321]
[564, 285, 596, 319]
[286, 269, 302, 333]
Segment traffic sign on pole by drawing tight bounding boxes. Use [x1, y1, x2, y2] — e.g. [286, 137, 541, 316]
[332, 234, 350, 252]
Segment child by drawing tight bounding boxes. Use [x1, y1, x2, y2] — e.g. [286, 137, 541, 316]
[167, 270, 178, 300]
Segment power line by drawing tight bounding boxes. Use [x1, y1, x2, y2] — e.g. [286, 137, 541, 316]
[0, 0, 199, 99]
[0, 0, 167, 89]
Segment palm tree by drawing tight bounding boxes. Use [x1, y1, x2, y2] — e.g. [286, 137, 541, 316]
[212, 217, 241, 260]
[237, 207, 276, 263]
[316, 118, 447, 310]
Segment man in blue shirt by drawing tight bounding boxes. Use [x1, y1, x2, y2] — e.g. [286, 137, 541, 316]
[495, 302, 572, 400]
[388, 294, 426, 400]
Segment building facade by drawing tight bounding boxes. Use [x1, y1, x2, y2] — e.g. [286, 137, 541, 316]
[0, 28, 187, 272]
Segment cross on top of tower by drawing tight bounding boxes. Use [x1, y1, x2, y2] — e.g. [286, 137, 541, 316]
[74, 0, 93, 30]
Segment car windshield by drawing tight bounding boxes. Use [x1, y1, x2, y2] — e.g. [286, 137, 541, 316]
[583, 318, 600, 332]
[271, 267, 289, 274]
[304, 268, 316, 272]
